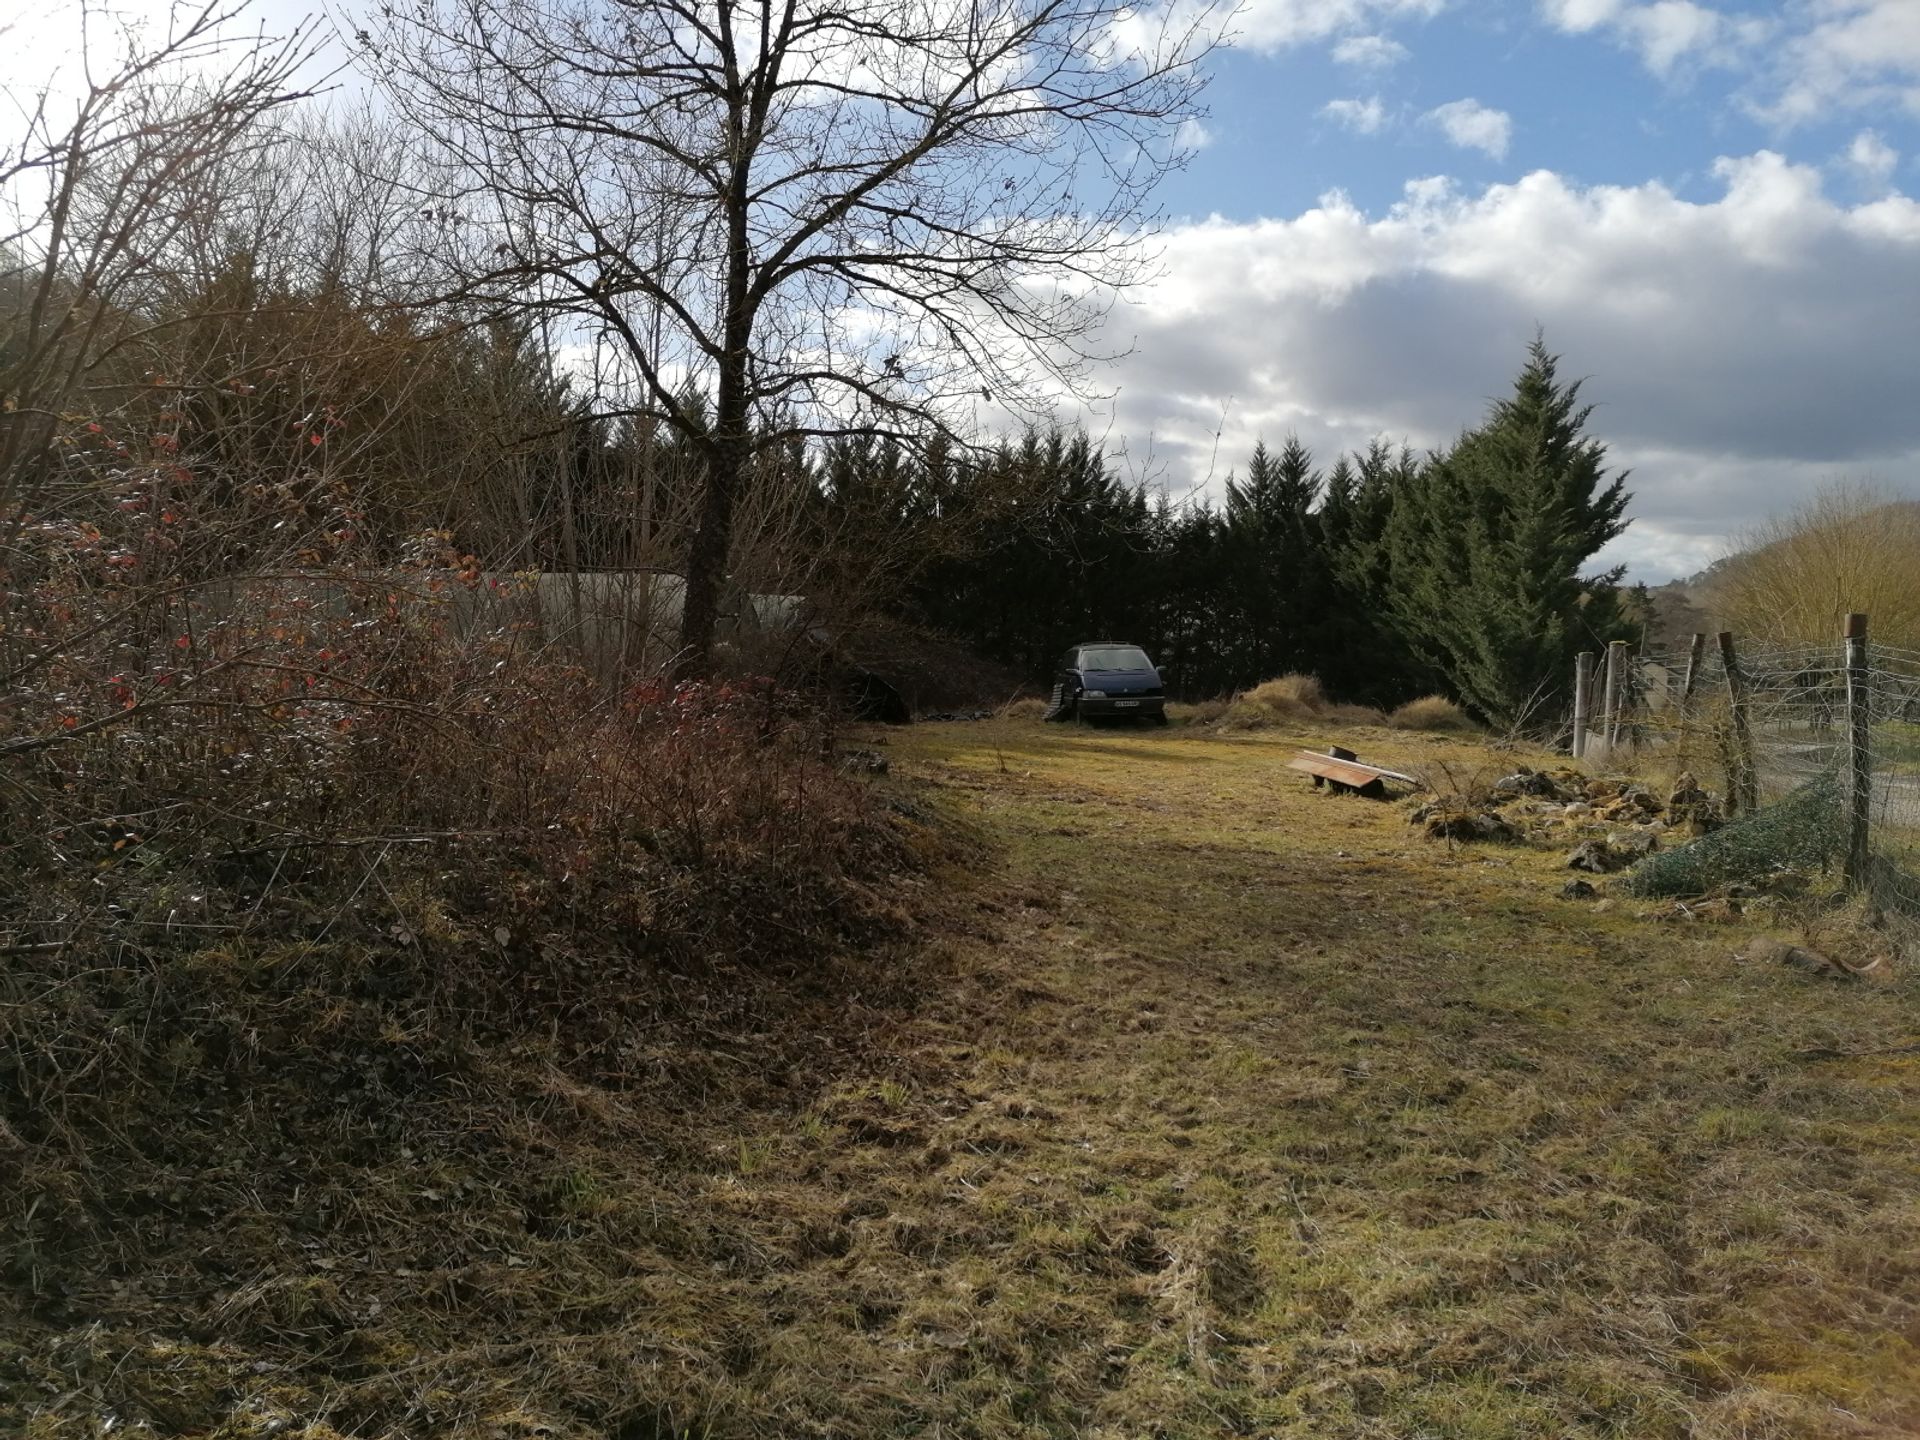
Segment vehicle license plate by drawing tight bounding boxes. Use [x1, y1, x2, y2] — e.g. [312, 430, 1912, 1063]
[1115, 699, 1139, 708]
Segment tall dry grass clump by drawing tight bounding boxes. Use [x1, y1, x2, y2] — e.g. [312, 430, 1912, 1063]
[1217, 673, 1384, 729]
[1243, 672, 1324, 715]
[1387, 695, 1477, 732]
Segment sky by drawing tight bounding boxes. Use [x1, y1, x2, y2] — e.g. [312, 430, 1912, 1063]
[5, 0, 1919, 580]
[1093, 0, 1920, 580]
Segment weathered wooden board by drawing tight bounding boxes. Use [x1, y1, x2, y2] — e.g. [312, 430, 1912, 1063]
[1287, 751, 1419, 794]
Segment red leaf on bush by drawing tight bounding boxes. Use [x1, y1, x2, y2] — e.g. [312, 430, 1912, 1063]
[309, 434, 324, 446]
[59, 715, 78, 729]
[175, 634, 192, 649]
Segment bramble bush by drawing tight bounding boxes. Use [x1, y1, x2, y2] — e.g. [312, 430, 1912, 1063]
[2, 409, 920, 1007]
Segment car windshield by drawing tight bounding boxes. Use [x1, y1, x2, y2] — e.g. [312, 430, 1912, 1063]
[1080, 646, 1154, 672]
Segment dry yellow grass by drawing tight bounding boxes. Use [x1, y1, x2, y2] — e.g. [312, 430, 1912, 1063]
[1213, 673, 1386, 730]
[1244, 672, 1325, 712]
[1388, 692, 1477, 731]
[10, 715, 1918, 1438]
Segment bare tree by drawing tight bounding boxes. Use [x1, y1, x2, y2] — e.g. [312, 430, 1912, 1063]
[1710, 481, 1920, 651]
[357, 0, 1218, 675]
[0, 1, 315, 536]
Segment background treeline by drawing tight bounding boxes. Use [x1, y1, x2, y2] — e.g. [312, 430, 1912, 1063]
[849, 339, 1638, 727]
[2, 10, 1640, 738]
[5, 152, 1642, 729]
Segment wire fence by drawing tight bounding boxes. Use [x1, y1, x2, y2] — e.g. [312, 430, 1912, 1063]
[1573, 618, 1920, 915]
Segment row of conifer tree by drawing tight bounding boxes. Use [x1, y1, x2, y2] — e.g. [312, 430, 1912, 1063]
[891, 340, 1641, 727]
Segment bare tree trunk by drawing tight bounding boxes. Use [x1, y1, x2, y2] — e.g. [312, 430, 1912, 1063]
[676, 135, 754, 678]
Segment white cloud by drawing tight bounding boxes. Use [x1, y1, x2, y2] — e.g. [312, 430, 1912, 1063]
[1842, 129, 1901, 192]
[1331, 32, 1409, 67]
[1321, 96, 1388, 134]
[1240, 0, 1441, 52]
[1424, 98, 1511, 158]
[1621, 1, 1725, 75]
[1541, 0, 1625, 34]
[1093, 153, 1920, 579]
[1540, 0, 1920, 124]
[1753, 0, 1920, 126]
[1124, 0, 1440, 57]
[1176, 116, 1215, 150]
[1540, 0, 1748, 79]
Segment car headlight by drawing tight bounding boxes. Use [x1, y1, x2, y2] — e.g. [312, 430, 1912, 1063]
[1082, 689, 1106, 699]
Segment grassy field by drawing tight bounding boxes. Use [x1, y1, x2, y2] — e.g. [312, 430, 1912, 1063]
[12, 713, 1920, 1438]
[812, 714, 1919, 1439]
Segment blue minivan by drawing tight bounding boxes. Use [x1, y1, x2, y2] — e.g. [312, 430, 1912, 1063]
[1046, 642, 1169, 725]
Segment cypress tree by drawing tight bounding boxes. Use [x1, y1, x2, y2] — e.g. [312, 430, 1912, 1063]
[1223, 434, 1321, 682]
[1384, 338, 1631, 729]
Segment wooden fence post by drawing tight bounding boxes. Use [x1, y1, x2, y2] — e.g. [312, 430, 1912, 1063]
[1680, 633, 1705, 708]
[1844, 612, 1872, 890]
[1718, 630, 1758, 814]
[1672, 631, 1707, 765]
[1602, 639, 1628, 747]
[1572, 651, 1593, 759]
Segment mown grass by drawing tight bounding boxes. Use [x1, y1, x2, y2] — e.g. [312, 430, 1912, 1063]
[9, 713, 1919, 1438]
[858, 714, 1919, 1437]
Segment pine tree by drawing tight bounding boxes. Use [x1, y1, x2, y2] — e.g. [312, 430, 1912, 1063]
[1313, 440, 1434, 705]
[1384, 339, 1632, 729]
[1223, 434, 1321, 682]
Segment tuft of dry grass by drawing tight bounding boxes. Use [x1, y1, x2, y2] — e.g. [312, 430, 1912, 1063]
[1000, 695, 1049, 721]
[1388, 693, 1478, 731]
[1208, 674, 1385, 731]
[1244, 672, 1325, 712]
[1170, 696, 1231, 726]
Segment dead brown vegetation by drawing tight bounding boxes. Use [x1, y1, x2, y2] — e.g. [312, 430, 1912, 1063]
[1213, 672, 1388, 730]
[1387, 693, 1477, 732]
[1709, 482, 1920, 650]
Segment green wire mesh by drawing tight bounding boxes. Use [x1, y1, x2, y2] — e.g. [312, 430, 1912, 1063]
[1627, 771, 1845, 898]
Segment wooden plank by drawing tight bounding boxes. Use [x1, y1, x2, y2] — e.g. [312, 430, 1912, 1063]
[1287, 753, 1418, 788]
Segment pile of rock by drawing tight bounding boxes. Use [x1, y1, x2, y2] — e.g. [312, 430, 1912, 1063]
[1665, 771, 1719, 834]
[1417, 808, 1521, 843]
[1409, 765, 1731, 887]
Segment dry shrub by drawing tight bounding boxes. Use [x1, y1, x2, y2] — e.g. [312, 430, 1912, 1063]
[1206, 674, 1383, 730]
[1001, 696, 1048, 721]
[1388, 694, 1477, 732]
[0, 522, 949, 1027]
[1, 558, 962, 1435]
[1710, 481, 1920, 651]
[1244, 672, 1324, 714]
